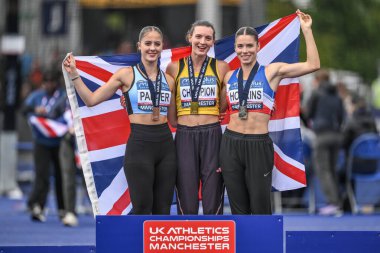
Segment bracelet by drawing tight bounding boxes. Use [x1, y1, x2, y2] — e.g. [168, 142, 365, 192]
[71, 75, 80, 81]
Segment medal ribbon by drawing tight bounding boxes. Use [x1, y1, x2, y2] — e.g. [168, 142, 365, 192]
[237, 62, 259, 107]
[187, 56, 209, 103]
[138, 62, 162, 108]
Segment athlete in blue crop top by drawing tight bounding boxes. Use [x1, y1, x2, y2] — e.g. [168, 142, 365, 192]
[124, 65, 171, 116]
[226, 66, 275, 115]
[64, 26, 177, 215]
[219, 10, 320, 214]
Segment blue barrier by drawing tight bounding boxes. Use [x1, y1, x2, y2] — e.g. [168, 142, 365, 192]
[286, 231, 380, 253]
[96, 215, 283, 253]
[16, 142, 33, 151]
[0, 246, 95, 253]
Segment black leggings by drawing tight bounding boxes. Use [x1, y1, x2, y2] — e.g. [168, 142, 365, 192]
[220, 129, 274, 215]
[123, 123, 176, 215]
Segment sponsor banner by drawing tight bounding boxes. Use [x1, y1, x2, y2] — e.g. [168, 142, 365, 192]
[144, 220, 235, 253]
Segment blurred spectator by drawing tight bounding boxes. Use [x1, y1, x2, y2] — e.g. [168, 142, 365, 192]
[337, 82, 354, 117]
[305, 69, 345, 216]
[22, 70, 67, 222]
[116, 40, 133, 54]
[342, 95, 379, 214]
[49, 49, 64, 74]
[342, 95, 378, 172]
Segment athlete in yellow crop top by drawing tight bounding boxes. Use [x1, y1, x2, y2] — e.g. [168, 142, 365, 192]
[175, 56, 221, 116]
[166, 20, 229, 215]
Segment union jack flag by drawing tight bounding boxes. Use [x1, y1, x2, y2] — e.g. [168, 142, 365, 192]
[62, 13, 306, 215]
[28, 115, 69, 138]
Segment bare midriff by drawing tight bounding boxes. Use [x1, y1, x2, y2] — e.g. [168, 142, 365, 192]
[178, 114, 219, 126]
[129, 114, 168, 125]
[227, 112, 270, 134]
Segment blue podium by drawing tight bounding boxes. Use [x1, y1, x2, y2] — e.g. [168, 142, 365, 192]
[96, 215, 283, 253]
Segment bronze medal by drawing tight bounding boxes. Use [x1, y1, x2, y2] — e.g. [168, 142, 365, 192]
[138, 62, 162, 122]
[238, 105, 248, 120]
[152, 107, 160, 121]
[190, 102, 199, 114]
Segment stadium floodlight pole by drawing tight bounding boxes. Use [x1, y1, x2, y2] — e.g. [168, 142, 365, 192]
[196, 0, 222, 40]
[0, 0, 22, 197]
[1, 0, 21, 131]
[239, 0, 266, 28]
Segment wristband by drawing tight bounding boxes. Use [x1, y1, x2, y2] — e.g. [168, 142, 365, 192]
[71, 75, 80, 81]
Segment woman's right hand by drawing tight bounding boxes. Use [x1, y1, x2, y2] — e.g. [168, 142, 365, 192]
[63, 53, 79, 78]
[120, 94, 127, 109]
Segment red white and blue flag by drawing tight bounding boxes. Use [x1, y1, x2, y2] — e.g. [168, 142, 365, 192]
[62, 13, 306, 215]
[28, 115, 69, 138]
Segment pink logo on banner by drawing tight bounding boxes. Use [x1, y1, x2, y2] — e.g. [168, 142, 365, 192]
[144, 220, 236, 253]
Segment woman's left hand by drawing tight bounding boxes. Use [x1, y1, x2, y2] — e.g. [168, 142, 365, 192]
[296, 9, 312, 30]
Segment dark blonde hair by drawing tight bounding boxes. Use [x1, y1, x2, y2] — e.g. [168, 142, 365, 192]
[235, 26, 259, 43]
[186, 20, 215, 42]
[138, 26, 163, 42]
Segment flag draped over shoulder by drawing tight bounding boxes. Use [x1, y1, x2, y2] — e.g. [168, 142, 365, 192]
[62, 13, 306, 216]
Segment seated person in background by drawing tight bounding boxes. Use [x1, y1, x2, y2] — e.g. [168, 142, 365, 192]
[342, 95, 379, 214]
[342, 95, 378, 174]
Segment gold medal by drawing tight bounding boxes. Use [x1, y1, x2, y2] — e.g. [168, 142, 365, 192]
[190, 102, 199, 114]
[238, 105, 248, 120]
[152, 107, 160, 121]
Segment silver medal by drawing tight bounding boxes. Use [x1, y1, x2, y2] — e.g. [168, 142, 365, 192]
[238, 105, 248, 120]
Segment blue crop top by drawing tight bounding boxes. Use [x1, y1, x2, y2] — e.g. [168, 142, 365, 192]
[124, 65, 171, 116]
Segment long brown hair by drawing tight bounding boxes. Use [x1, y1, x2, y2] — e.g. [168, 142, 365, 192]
[186, 20, 215, 43]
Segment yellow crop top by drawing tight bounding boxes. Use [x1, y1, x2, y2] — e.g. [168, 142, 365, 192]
[175, 57, 221, 116]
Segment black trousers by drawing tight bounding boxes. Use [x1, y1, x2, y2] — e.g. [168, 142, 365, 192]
[123, 123, 177, 215]
[59, 133, 77, 214]
[220, 129, 273, 215]
[175, 122, 224, 215]
[28, 142, 65, 211]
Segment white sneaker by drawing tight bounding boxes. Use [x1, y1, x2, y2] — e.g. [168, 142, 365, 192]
[62, 212, 79, 227]
[318, 204, 342, 216]
[31, 205, 46, 222]
[5, 188, 23, 200]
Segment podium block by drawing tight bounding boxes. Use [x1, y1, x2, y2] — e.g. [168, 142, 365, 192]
[286, 231, 380, 253]
[96, 215, 283, 253]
